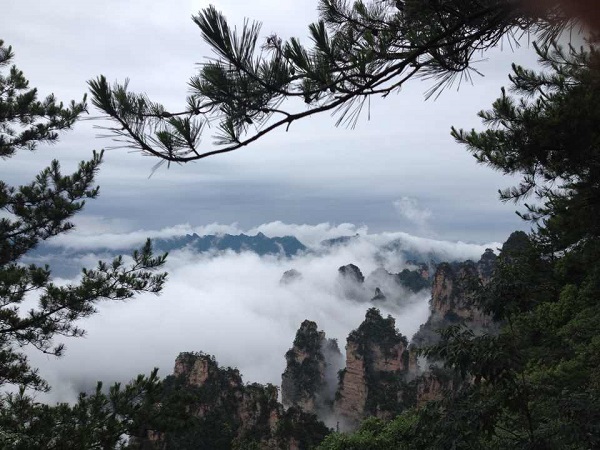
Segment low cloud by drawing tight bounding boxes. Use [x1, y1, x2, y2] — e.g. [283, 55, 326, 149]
[393, 197, 433, 229]
[23, 221, 499, 404]
[45, 220, 368, 251]
[45, 218, 496, 255]
[249, 221, 369, 248]
[45, 221, 241, 251]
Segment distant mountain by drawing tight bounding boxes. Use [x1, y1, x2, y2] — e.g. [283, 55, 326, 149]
[380, 238, 443, 264]
[320, 234, 360, 247]
[151, 232, 306, 257]
[322, 234, 465, 265]
[25, 232, 307, 278]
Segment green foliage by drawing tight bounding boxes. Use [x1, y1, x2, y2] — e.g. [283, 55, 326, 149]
[0, 370, 164, 450]
[410, 257, 492, 352]
[396, 268, 430, 292]
[318, 413, 417, 450]
[284, 321, 325, 395]
[0, 40, 168, 393]
[0, 41, 86, 158]
[89, 1, 570, 163]
[347, 308, 412, 416]
[0, 41, 170, 448]
[452, 42, 600, 245]
[275, 406, 330, 449]
[158, 353, 329, 450]
[349, 308, 407, 359]
[334, 42, 600, 449]
[141, 356, 242, 449]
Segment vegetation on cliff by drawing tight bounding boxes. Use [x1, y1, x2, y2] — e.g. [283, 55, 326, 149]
[153, 352, 330, 450]
[282, 321, 325, 402]
[348, 308, 408, 361]
[410, 249, 497, 351]
[321, 42, 600, 449]
[282, 320, 342, 414]
[396, 269, 430, 293]
[336, 308, 413, 420]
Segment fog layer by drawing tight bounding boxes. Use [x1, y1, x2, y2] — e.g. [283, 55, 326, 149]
[26, 222, 500, 403]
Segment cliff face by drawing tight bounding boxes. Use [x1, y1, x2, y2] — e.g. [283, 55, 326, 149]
[334, 339, 368, 426]
[412, 248, 498, 350]
[338, 264, 365, 284]
[173, 352, 234, 387]
[145, 352, 329, 450]
[334, 308, 412, 427]
[429, 261, 481, 320]
[280, 248, 504, 429]
[337, 264, 366, 300]
[281, 320, 343, 416]
[339, 263, 432, 306]
[280, 269, 302, 285]
[142, 242, 512, 445]
[277, 247, 500, 430]
[405, 248, 500, 406]
[477, 248, 497, 281]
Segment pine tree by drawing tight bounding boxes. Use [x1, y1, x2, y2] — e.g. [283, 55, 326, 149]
[0, 39, 168, 393]
[88, 0, 572, 164]
[319, 41, 600, 450]
[0, 370, 164, 449]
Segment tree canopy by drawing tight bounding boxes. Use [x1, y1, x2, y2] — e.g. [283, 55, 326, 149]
[0, 37, 167, 392]
[0, 38, 173, 449]
[319, 40, 600, 450]
[89, 0, 572, 164]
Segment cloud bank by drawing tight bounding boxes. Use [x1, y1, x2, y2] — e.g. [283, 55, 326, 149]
[24, 221, 500, 404]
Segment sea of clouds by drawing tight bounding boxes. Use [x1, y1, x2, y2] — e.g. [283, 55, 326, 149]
[24, 221, 501, 404]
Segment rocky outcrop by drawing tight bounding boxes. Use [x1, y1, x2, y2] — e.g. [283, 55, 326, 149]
[414, 367, 460, 407]
[429, 261, 480, 320]
[412, 248, 498, 350]
[280, 269, 302, 285]
[365, 266, 431, 296]
[416, 372, 444, 406]
[364, 269, 396, 304]
[335, 264, 433, 306]
[335, 340, 368, 427]
[396, 268, 431, 293]
[143, 352, 329, 450]
[281, 320, 343, 416]
[371, 287, 386, 301]
[173, 351, 223, 386]
[334, 308, 412, 428]
[406, 260, 433, 279]
[406, 247, 504, 407]
[338, 264, 365, 284]
[477, 248, 497, 281]
[338, 264, 366, 300]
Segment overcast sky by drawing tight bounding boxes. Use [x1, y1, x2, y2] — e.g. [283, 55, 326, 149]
[1, 1, 544, 243]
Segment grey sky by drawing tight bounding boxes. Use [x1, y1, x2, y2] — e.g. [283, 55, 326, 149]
[1, 0, 543, 242]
